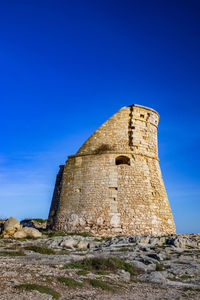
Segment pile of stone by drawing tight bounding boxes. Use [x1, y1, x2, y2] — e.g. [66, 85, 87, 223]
[1, 217, 42, 239]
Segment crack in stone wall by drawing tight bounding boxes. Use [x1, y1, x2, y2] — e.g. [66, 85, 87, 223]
[128, 105, 134, 150]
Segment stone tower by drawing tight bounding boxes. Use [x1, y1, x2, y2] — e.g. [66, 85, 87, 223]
[48, 104, 175, 236]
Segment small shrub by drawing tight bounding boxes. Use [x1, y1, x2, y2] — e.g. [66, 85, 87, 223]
[15, 284, 60, 299]
[182, 287, 200, 292]
[57, 276, 83, 288]
[174, 261, 188, 265]
[180, 275, 193, 279]
[167, 277, 178, 281]
[111, 247, 130, 252]
[24, 246, 56, 255]
[43, 232, 66, 237]
[57, 250, 69, 255]
[88, 279, 114, 291]
[155, 262, 165, 271]
[77, 270, 89, 276]
[68, 232, 93, 237]
[65, 256, 135, 275]
[0, 250, 25, 256]
[94, 238, 102, 242]
[95, 270, 110, 275]
[32, 218, 47, 223]
[143, 261, 151, 265]
[157, 245, 166, 249]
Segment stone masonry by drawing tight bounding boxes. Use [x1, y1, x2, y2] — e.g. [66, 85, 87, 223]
[48, 104, 176, 236]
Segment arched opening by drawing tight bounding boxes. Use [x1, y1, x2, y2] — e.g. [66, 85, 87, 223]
[115, 156, 130, 166]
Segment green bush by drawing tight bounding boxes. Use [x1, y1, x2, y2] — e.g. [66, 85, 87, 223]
[57, 276, 83, 288]
[65, 256, 136, 275]
[88, 279, 114, 291]
[24, 246, 56, 255]
[77, 270, 89, 276]
[43, 232, 66, 237]
[0, 250, 25, 256]
[155, 262, 165, 271]
[15, 284, 60, 299]
[32, 218, 47, 223]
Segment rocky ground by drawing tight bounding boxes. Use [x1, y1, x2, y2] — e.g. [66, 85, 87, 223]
[0, 231, 200, 299]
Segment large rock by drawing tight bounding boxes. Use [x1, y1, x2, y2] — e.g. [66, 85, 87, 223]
[13, 227, 42, 239]
[131, 260, 147, 273]
[2, 217, 42, 238]
[167, 236, 200, 249]
[118, 270, 131, 282]
[141, 271, 167, 284]
[76, 240, 89, 249]
[60, 238, 78, 249]
[13, 230, 27, 239]
[148, 271, 167, 284]
[2, 217, 22, 237]
[22, 227, 42, 238]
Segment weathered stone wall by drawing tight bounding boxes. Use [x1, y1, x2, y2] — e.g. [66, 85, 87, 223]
[48, 165, 64, 229]
[48, 104, 176, 236]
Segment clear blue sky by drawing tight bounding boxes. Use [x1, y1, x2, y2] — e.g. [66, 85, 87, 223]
[0, 0, 199, 233]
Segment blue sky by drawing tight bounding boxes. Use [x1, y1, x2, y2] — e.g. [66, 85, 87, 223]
[0, 0, 199, 233]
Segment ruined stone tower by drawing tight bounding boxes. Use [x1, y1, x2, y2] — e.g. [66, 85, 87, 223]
[48, 104, 175, 236]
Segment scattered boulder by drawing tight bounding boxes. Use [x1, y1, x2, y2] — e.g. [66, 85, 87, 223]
[147, 253, 160, 261]
[166, 236, 200, 249]
[142, 271, 167, 284]
[13, 230, 27, 239]
[137, 243, 151, 250]
[22, 227, 42, 238]
[137, 236, 150, 244]
[131, 260, 147, 273]
[118, 270, 131, 282]
[1, 217, 42, 238]
[2, 217, 22, 237]
[13, 227, 42, 239]
[76, 240, 89, 249]
[60, 238, 78, 249]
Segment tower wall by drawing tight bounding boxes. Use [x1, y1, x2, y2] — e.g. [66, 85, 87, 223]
[48, 105, 176, 236]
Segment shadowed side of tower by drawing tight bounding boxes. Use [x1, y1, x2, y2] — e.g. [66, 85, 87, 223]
[48, 105, 176, 236]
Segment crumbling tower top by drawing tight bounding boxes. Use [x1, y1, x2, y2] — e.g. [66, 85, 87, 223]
[75, 104, 160, 160]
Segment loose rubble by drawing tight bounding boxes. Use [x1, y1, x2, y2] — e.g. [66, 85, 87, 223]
[0, 229, 200, 299]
